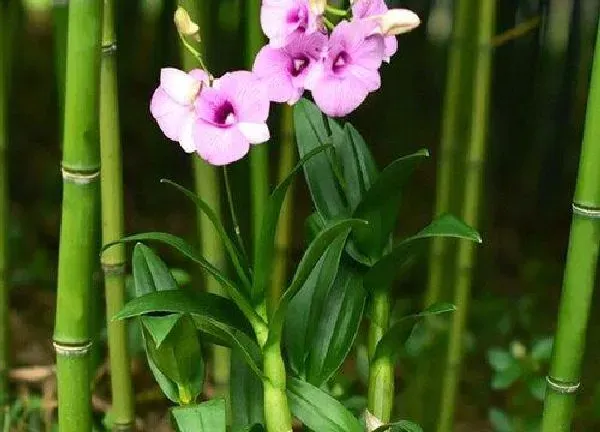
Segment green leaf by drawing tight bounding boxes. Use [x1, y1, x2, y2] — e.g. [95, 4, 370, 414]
[141, 314, 182, 348]
[253, 144, 330, 301]
[114, 289, 252, 337]
[527, 376, 547, 401]
[489, 408, 514, 432]
[373, 420, 424, 432]
[330, 122, 378, 212]
[105, 232, 262, 328]
[531, 337, 553, 361]
[144, 315, 204, 404]
[305, 263, 366, 386]
[145, 341, 179, 403]
[133, 244, 178, 296]
[171, 399, 227, 432]
[161, 179, 252, 290]
[287, 377, 364, 432]
[269, 218, 367, 341]
[351, 149, 430, 260]
[491, 363, 522, 390]
[242, 425, 265, 432]
[231, 350, 264, 431]
[373, 303, 456, 363]
[487, 348, 515, 371]
[364, 214, 481, 291]
[295, 99, 349, 221]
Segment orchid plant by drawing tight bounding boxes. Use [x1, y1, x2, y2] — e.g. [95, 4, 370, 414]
[104, 1, 481, 432]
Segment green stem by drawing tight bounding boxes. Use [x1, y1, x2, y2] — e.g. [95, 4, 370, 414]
[540, 17, 600, 432]
[270, 106, 295, 313]
[178, 0, 230, 396]
[246, 0, 269, 251]
[263, 342, 293, 432]
[0, 2, 10, 423]
[436, 2, 494, 431]
[53, 1, 102, 431]
[367, 287, 393, 422]
[100, 0, 135, 429]
[325, 5, 348, 17]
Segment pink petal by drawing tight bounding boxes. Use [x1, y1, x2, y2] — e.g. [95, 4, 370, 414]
[216, 71, 270, 123]
[150, 87, 192, 141]
[261, 0, 296, 47]
[310, 75, 369, 117]
[188, 68, 211, 84]
[384, 35, 398, 62]
[193, 120, 250, 166]
[238, 122, 270, 144]
[348, 65, 381, 92]
[179, 115, 196, 153]
[352, 0, 388, 18]
[253, 46, 296, 103]
[160, 68, 201, 105]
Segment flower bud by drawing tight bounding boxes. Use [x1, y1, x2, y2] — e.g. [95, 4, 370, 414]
[174, 6, 200, 39]
[376, 9, 421, 36]
[309, 0, 326, 15]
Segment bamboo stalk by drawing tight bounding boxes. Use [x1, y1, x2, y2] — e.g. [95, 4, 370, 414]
[177, 0, 230, 396]
[246, 0, 270, 249]
[0, 2, 10, 425]
[270, 106, 295, 309]
[100, 0, 135, 429]
[52, 1, 102, 431]
[436, 2, 495, 431]
[540, 17, 600, 432]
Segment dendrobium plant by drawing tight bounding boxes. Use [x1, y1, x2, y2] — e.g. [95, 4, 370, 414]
[150, 0, 420, 166]
[115, 2, 481, 432]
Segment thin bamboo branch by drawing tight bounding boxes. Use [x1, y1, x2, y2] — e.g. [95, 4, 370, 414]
[100, 0, 135, 429]
[436, 2, 495, 431]
[52, 1, 102, 431]
[540, 17, 600, 432]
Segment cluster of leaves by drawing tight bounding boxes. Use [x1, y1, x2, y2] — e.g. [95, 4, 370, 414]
[104, 98, 480, 431]
[488, 337, 553, 432]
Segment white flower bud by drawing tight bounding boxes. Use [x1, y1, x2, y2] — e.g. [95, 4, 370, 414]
[174, 6, 200, 38]
[376, 9, 421, 36]
[309, 0, 326, 15]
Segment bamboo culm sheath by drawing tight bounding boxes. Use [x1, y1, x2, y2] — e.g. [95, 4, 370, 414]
[436, 2, 495, 431]
[53, 1, 103, 431]
[540, 16, 600, 432]
[100, 0, 135, 429]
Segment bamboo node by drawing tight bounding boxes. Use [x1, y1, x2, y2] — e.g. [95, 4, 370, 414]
[102, 43, 118, 55]
[546, 376, 580, 394]
[61, 167, 100, 184]
[52, 340, 93, 357]
[101, 262, 126, 275]
[572, 203, 600, 219]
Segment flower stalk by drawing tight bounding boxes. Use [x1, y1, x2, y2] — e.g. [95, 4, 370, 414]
[540, 17, 600, 432]
[100, 0, 135, 429]
[52, 1, 102, 431]
[177, 0, 230, 395]
[436, 1, 495, 431]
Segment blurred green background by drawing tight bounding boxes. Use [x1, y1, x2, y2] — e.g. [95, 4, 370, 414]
[4, 0, 600, 430]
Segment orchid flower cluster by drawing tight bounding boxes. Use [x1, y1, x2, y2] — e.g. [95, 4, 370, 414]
[150, 0, 420, 166]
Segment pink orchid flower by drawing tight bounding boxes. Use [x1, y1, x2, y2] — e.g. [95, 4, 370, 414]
[305, 19, 384, 117]
[253, 32, 327, 104]
[261, 0, 323, 48]
[193, 71, 271, 166]
[150, 68, 209, 153]
[351, 0, 398, 62]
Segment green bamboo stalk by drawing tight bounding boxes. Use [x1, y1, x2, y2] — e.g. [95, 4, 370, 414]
[52, 1, 102, 431]
[0, 2, 10, 425]
[436, 2, 495, 431]
[540, 18, 600, 432]
[270, 106, 295, 309]
[367, 288, 393, 422]
[100, 0, 135, 429]
[262, 341, 293, 432]
[177, 0, 230, 395]
[246, 0, 269, 247]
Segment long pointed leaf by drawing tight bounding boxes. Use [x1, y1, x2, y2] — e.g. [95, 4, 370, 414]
[364, 214, 482, 291]
[171, 399, 227, 432]
[161, 179, 252, 290]
[253, 144, 331, 301]
[104, 233, 263, 329]
[133, 243, 178, 295]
